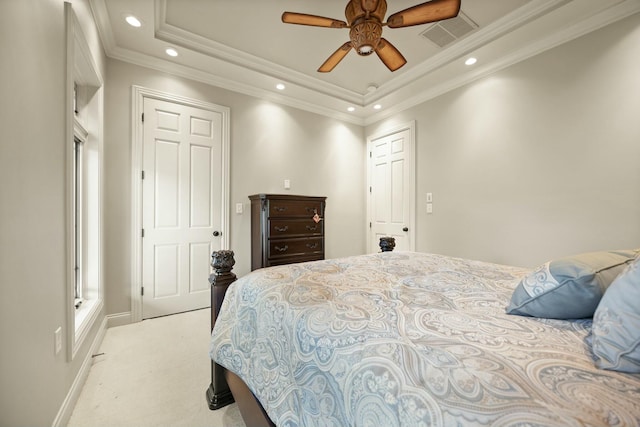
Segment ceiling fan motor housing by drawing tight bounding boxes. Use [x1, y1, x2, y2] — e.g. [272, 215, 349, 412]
[345, 0, 387, 55]
[350, 22, 383, 55]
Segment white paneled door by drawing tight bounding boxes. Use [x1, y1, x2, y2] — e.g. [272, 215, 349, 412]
[368, 124, 415, 253]
[142, 97, 223, 319]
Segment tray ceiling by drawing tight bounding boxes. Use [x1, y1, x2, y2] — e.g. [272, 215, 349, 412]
[91, 0, 639, 124]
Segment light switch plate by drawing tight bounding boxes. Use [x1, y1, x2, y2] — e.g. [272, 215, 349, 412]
[235, 203, 243, 214]
[54, 327, 62, 354]
[427, 203, 433, 214]
[426, 192, 433, 203]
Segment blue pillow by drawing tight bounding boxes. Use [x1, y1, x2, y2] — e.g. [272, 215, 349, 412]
[506, 250, 638, 319]
[589, 256, 640, 373]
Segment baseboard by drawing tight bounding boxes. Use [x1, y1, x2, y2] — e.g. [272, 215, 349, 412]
[51, 316, 108, 427]
[106, 311, 132, 328]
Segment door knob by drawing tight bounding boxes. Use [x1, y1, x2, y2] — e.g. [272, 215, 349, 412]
[212, 231, 221, 237]
[402, 227, 409, 232]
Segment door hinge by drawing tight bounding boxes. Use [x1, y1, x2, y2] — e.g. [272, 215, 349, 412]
[141, 170, 145, 180]
[141, 228, 145, 238]
[141, 112, 144, 122]
[369, 186, 372, 193]
[369, 222, 372, 228]
[141, 286, 144, 296]
[369, 151, 372, 158]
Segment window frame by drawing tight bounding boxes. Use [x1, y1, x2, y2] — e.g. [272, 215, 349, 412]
[65, 4, 104, 361]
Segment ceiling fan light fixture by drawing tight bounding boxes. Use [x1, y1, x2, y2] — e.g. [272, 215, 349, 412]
[358, 45, 375, 55]
[350, 21, 382, 56]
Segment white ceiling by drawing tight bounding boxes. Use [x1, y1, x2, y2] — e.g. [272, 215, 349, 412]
[91, 0, 639, 124]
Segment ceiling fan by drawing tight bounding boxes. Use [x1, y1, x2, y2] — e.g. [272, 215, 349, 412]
[282, 0, 461, 72]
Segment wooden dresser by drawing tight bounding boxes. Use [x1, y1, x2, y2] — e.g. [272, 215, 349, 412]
[249, 194, 326, 270]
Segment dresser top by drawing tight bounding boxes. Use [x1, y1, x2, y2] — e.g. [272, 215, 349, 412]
[249, 194, 326, 202]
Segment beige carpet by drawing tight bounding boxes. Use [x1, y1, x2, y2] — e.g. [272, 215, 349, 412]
[67, 309, 246, 427]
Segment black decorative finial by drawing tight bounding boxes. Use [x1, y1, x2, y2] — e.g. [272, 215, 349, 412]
[210, 250, 235, 276]
[379, 237, 396, 252]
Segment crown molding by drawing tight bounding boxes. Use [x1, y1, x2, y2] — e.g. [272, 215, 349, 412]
[107, 45, 366, 125]
[90, 0, 639, 126]
[89, 0, 116, 54]
[365, 0, 640, 125]
[154, 1, 363, 105]
[364, 0, 572, 104]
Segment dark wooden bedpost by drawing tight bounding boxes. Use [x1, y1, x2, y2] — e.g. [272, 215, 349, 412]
[379, 236, 396, 252]
[206, 250, 237, 410]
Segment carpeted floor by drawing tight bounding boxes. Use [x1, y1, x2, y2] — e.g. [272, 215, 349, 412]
[67, 309, 245, 427]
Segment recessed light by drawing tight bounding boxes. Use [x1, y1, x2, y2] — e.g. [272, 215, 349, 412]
[373, 104, 382, 110]
[125, 15, 142, 28]
[347, 107, 355, 112]
[165, 48, 178, 57]
[276, 83, 285, 90]
[465, 57, 477, 66]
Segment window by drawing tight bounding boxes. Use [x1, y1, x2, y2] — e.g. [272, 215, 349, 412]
[73, 133, 84, 309]
[71, 94, 102, 358]
[66, 3, 104, 360]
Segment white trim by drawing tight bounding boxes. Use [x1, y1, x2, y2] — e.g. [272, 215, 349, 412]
[106, 311, 133, 328]
[131, 86, 230, 323]
[154, 0, 362, 105]
[51, 316, 107, 427]
[72, 299, 104, 360]
[364, 1, 640, 125]
[366, 121, 416, 253]
[65, 2, 105, 362]
[65, 3, 76, 362]
[90, 0, 639, 124]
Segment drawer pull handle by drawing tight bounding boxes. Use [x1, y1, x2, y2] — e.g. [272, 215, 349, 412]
[275, 226, 289, 232]
[274, 245, 289, 253]
[274, 206, 287, 212]
[306, 225, 318, 231]
[306, 243, 319, 249]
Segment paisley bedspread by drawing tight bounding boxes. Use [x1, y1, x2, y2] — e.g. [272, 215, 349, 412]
[210, 252, 640, 426]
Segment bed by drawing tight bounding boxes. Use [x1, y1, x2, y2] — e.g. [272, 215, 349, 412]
[208, 244, 640, 426]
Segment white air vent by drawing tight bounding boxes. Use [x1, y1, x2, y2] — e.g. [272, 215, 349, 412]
[420, 11, 478, 48]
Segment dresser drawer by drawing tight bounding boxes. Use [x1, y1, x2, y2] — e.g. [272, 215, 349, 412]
[267, 253, 324, 266]
[268, 237, 323, 260]
[269, 219, 323, 237]
[268, 199, 324, 218]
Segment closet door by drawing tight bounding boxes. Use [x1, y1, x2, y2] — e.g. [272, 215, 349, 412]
[142, 97, 223, 318]
[368, 125, 415, 253]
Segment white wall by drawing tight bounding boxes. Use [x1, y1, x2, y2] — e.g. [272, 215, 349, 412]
[104, 59, 367, 316]
[367, 12, 640, 267]
[1, 3, 637, 424]
[0, 1, 106, 426]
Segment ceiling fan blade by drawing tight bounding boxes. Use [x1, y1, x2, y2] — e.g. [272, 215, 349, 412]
[282, 12, 348, 28]
[375, 38, 407, 71]
[318, 42, 353, 72]
[386, 0, 461, 28]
